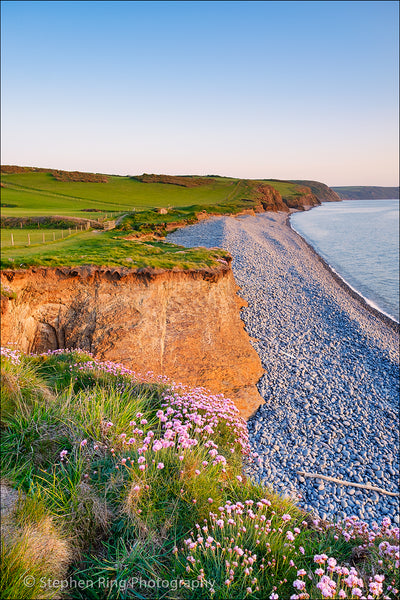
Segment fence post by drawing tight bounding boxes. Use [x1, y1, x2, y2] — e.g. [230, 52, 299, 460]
[43, 232, 45, 243]
[11, 233, 14, 246]
[53, 232, 56, 241]
[69, 228, 71, 236]
[61, 230, 64, 239]
[28, 234, 31, 245]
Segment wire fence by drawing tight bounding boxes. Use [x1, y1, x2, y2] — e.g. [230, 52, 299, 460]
[1, 226, 88, 248]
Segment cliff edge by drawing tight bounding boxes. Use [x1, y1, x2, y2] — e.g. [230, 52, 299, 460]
[1, 264, 264, 419]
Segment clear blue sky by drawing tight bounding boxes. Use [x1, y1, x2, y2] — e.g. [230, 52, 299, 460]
[1, 0, 398, 185]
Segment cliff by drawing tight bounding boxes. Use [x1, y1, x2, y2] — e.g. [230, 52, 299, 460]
[252, 183, 319, 213]
[290, 180, 342, 203]
[0, 264, 264, 419]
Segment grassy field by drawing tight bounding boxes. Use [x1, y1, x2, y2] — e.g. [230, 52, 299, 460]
[0, 170, 308, 217]
[1, 349, 398, 600]
[0, 168, 315, 270]
[0, 229, 230, 270]
[1, 228, 82, 249]
[1, 172, 240, 217]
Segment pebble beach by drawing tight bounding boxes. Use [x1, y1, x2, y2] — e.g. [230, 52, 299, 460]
[167, 211, 400, 526]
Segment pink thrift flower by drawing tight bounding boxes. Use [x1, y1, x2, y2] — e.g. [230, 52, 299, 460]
[293, 579, 306, 591]
[157, 462, 164, 469]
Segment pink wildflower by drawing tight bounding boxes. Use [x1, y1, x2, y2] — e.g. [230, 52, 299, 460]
[293, 580, 306, 591]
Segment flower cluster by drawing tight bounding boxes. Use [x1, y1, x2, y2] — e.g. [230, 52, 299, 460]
[1, 346, 21, 365]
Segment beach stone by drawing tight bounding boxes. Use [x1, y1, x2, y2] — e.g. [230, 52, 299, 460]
[167, 211, 400, 527]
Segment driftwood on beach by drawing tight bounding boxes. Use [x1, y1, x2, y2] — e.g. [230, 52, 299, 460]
[297, 471, 399, 497]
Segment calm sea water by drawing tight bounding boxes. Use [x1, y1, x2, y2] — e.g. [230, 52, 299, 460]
[290, 199, 400, 322]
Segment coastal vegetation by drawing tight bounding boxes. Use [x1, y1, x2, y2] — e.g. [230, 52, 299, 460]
[0, 167, 325, 270]
[0, 230, 230, 270]
[2, 166, 396, 599]
[1, 348, 398, 599]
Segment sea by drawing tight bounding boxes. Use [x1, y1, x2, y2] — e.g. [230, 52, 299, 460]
[290, 199, 400, 322]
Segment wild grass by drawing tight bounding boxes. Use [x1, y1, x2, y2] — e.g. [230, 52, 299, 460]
[1, 349, 398, 599]
[1, 490, 71, 599]
[0, 230, 231, 270]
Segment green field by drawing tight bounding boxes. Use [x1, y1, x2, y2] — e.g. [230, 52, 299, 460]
[0, 171, 308, 216]
[0, 168, 311, 269]
[0, 227, 84, 249]
[1, 172, 240, 217]
[0, 229, 230, 270]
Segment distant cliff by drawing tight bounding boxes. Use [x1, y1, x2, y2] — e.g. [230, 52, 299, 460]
[332, 186, 399, 200]
[290, 180, 342, 203]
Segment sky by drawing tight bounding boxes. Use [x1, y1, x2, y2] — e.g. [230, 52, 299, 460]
[1, 0, 399, 186]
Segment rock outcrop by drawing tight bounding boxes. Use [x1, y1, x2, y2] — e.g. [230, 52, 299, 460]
[252, 183, 320, 213]
[1, 264, 264, 418]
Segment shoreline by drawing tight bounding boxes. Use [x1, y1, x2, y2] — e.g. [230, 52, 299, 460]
[286, 212, 400, 334]
[167, 212, 399, 525]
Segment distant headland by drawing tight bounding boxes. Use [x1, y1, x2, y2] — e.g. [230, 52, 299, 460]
[332, 186, 399, 200]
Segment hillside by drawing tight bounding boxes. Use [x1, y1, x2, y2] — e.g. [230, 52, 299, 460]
[290, 180, 342, 203]
[0, 166, 337, 221]
[332, 186, 400, 200]
[1, 348, 398, 599]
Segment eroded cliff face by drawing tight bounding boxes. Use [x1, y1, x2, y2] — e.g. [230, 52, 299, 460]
[252, 183, 320, 213]
[1, 264, 264, 418]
